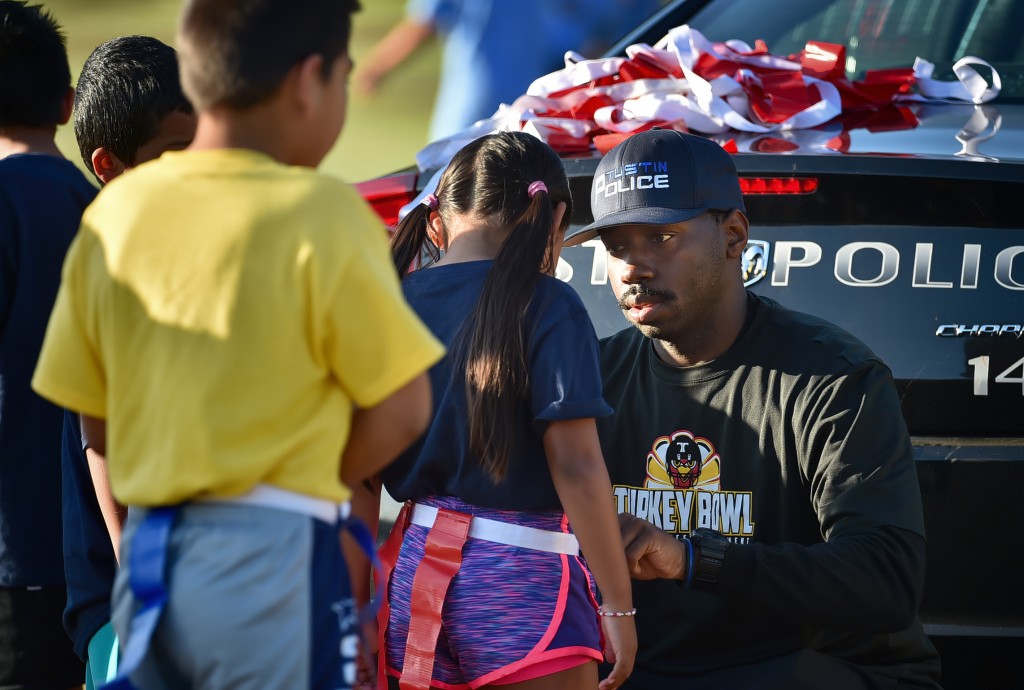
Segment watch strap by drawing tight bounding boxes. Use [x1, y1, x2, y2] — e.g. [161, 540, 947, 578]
[691, 528, 728, 584]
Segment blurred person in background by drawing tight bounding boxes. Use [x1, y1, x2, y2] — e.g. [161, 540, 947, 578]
[356, 0, 661, 140]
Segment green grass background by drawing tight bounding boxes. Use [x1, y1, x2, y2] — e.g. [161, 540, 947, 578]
[43, 0, 440, 183]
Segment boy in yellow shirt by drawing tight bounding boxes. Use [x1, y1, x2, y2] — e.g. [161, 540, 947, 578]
[32, 1, 443, 687]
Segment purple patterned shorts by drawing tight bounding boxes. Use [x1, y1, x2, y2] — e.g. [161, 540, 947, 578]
[383, 496, 603, 688]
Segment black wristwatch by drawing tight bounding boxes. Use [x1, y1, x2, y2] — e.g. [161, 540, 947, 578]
[689, 528, 729, 585]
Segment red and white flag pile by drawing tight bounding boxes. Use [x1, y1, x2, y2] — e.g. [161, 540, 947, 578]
[414, 24, 1001, 173]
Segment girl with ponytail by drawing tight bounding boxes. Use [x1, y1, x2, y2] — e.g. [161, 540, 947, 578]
[369, 131, 636, 690]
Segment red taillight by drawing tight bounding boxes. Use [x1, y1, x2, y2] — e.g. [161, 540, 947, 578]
[355, 170, 419, 229]
[739, 177, 819, 194]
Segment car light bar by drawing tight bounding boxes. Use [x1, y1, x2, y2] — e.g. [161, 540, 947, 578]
[739, 177, 819, 194]
[354, 170, 420, 229]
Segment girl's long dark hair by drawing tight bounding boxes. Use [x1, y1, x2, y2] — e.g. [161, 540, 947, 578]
[390, 131, 572, 483]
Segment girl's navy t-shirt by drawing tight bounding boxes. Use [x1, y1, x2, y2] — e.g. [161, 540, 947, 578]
[382, 260, 612, 512]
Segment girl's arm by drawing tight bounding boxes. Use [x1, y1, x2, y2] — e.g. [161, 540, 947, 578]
[341, 372, 431, 487]
[544, 417, 636, 690]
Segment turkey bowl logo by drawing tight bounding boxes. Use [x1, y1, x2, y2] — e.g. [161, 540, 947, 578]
[742, 239, 770, 287]
[645, 430, 720, 491]
[614, 429, 755, 539]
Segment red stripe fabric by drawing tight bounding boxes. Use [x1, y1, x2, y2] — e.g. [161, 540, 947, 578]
[377, 503, 411, 690]
[398, 509, 471, 690]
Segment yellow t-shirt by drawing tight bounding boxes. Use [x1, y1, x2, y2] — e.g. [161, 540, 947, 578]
[33, 149, 444, 506]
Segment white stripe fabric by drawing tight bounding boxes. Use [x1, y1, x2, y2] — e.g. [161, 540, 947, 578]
[410, 503, 580, 556]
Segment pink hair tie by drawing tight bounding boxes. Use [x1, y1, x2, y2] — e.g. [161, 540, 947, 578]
[423, 193, 439, 211]
[527, 181, 548, 198]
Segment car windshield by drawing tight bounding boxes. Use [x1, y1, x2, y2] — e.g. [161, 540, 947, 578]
[682, 0, 1023, 101]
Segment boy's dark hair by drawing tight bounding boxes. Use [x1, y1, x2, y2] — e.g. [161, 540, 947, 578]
[0, 0, 71, 128]
[74, 35, 193, 175]
[391, 131, 573, 483]
[178, 0, 360, 110]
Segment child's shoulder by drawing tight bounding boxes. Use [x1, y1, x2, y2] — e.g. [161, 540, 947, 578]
[537, 272, 585, 301]
[0, 154, 97, 211]
[200, 150, 371, 220]
[533, 273, 589, 319]
[95, 149, 372, 222]
[0, 153, 92, 187]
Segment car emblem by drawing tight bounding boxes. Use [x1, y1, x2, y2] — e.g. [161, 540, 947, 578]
[742, 239, 770, 287]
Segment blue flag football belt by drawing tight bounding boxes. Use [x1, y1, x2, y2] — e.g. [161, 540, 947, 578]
[102, 488, 383, 689]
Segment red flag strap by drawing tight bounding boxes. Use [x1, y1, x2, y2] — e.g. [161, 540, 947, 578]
[376, 502, 411, 690]
[398, 508, 471, 690]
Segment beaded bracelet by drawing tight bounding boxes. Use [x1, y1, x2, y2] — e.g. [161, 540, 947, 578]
[598, 606, 637, 617]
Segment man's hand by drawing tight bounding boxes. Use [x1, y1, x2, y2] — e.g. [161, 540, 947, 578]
[618, 512, 688, 582]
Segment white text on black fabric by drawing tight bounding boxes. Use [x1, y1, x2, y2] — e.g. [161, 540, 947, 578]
[612, 486, 755, 541]
[594, 161, 670, 198]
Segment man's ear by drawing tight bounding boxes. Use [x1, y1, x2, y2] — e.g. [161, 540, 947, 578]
[723, 209, 750, 260]
[90, 147, 128, 185]
[59, 86, 74, 126]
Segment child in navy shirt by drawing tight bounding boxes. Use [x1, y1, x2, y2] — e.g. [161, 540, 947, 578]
[378, 131, 636, 690]
[0, 3, 93, 686]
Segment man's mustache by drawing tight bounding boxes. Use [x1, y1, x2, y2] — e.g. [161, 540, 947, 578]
[616, 285, 677, 310]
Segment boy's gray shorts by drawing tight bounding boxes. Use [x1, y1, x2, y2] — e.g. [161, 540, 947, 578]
[112, 501, 356, 689]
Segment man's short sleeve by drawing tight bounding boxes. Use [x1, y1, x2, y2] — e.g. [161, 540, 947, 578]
[32, 230, 107, 418]
[529, 284, 613, 423]
[324, 208, 444, 409]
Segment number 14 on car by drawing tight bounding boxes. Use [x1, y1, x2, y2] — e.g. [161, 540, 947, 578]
[968, 356, 1024, 396]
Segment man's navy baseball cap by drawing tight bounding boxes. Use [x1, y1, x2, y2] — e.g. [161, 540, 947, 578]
[565, 129, 745, 246]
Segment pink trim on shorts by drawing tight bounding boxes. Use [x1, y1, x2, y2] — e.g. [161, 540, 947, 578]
[469, 552, 570, 687]
[469, 517, 603, 689]
[402, 647, 603, 690]
[489, 649, 601, 685]
[538, 552, 569, 651]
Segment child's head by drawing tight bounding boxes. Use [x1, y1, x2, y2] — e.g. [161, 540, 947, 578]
[0, 0, 72, 130]
[74, 35, 196, 184]
[391, 131, 573, 483]
[393, 131, 573, 275]
[176, 0, 360, 166]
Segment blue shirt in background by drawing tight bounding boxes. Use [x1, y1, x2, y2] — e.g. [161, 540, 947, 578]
[408, 0, 662, 140]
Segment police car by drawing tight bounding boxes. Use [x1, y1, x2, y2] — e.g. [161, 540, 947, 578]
[357, 1, 1024, 685]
